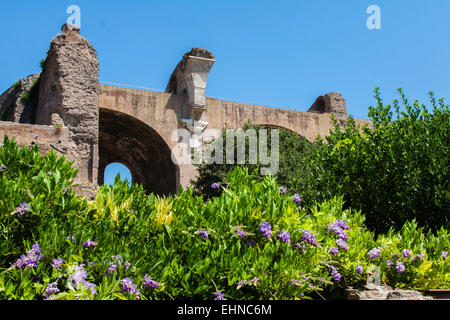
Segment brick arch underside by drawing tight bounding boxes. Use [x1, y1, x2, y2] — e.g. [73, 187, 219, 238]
[98, 108, 178, 195]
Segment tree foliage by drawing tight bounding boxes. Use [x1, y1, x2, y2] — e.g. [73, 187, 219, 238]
[192, 123, 317, 203]
[0, 139, 448, 300]
[310, 88, 449, 233]
[193, 89, 449, 234]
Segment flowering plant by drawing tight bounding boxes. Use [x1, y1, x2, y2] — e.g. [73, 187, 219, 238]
[0, 138, 448, 300]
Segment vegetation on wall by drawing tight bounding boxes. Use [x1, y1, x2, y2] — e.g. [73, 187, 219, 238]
[19, 78, 39, 104]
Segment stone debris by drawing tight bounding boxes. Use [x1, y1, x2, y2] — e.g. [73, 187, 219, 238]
[346, 283, 433, 300]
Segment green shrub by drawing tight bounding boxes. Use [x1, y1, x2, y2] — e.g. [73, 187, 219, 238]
[192, 123, 317, 205]
[0, 135, 78, 267]
[309, 89, 449, 234]
[0, 137, 448, 300]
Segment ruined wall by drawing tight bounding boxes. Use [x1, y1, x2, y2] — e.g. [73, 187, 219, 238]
[0, 73, 40, 123]
[0, 23, 372, 194]
[36, 23, 99, 187]
[98, 85, 188, 188]
[98, 86, 371, 143]
[0, 121, 69, 156]
[98, 85, 371, 189]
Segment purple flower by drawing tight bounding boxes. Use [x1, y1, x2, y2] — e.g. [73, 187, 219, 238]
[338, 231, 348, 241]
[329, 247, 339, 255]
[332, 273, 341, 282]
[124, 260, 130, 270]
[70, 265, 98, 297]
[355, 265, 364, 274]
[327, 219, 350, 241]
[293, 194, 302, 204]
[279, 186, 287, 194]
[386, 260, 394, 269]
[236, 280, 247, 290]
[210, 183, 220, 190]
[43, 282, 59, 300]
[301, 229, 318, 246]
[335, 219, 350, 230]
[71, 265, 88, 287]
[82, 239, 98, 248]
[213, 291, 226, 300]
[121, 277, 138, 295]
[31, 243, 41, 255]
[111, 255, 123, 267]
[106, 263, 117, 276]
[368, 248, 381, 259]
[336, 239, 349, 252]
[411, 253, 424, 262]
[441, 252, 448, 260]
[318, 277, 326, 284]
[402, 249, 411, 258]
[332, 274, 341, 282]
[250, 277, 260, 286]
[143, 274, 162, 289]
[293, 242, 306, 254]
[259, 221, 272, 239]
[330, 266, 341, 283]
[67, 234, 75, 242]
[290, 279, 302, 287]
[13, 243, 42, 269]
[396, 262, 405, 273]
[233, 225, 249, 239]
[15, 202, 31, 216]
[198, 229, 209, 239]
[52, 258, 65, 270]
[276, 230, 291, 244]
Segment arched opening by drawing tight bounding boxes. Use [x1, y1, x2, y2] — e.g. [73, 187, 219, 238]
[104, 162, 132, 187]
[98, 108, 179, 195]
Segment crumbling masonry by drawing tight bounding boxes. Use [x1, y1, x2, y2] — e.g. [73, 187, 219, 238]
[0, 23, 370, 195]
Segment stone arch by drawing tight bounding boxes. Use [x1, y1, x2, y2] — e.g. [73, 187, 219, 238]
[98, 108, 179, 195]
[253, 123, 311, 141]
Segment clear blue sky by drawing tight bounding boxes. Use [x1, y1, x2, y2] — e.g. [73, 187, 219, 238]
[1, 0, 449, 184]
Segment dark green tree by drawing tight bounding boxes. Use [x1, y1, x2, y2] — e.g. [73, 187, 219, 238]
[191, 123, 317, 204]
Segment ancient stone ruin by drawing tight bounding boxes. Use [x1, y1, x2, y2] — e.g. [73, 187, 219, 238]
[0, 23, 370, 195]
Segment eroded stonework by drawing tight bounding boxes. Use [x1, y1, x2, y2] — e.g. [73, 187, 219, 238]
[0, 23, 371, 194]
[36, 23, 99, 187]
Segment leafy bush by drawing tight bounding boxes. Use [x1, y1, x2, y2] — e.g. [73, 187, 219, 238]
[192, 123, 317, 204]
[310, 89, 449, 234]
[194, 90, 449, 235]
[0, 137, 448, 300]
[0, 135, 78, 267]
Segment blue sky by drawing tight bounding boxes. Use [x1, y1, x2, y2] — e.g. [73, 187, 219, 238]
[1, 0, 449, 184]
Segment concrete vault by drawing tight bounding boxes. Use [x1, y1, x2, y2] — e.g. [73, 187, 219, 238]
[98, 108, 178, 195]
